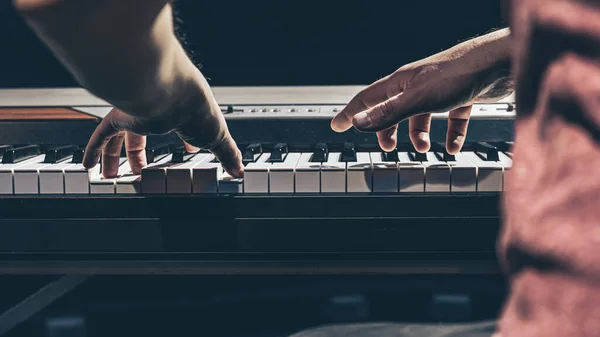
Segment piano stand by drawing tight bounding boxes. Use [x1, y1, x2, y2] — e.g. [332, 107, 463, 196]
[0, 275, 89, 336]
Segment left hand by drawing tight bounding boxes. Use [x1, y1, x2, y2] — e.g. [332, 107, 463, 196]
[85, 107, 200, 178]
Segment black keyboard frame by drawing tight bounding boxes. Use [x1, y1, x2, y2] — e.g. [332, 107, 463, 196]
[0, 193, 502, 274]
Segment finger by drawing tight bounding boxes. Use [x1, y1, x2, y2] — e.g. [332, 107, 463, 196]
[446, 105, 472, 155]
[174, 98, 244, 177]
[376, 125, 398, 152]
[176, 121, 244, 178]
[83, 108, 136, 169]
[514, 1, 600, 115]
[351, 90, 424, 132]
[331, 72, 406, 132]
[184, 141, 200, 153]
[208, 132, 244, 178]
[409, 114, 432, 153]
[125, 133, 147, 175]
[102, 132, 125, 178]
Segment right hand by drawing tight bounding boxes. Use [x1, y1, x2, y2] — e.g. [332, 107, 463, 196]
[331, 29, 513, 154]
[82, 75, 244, 179]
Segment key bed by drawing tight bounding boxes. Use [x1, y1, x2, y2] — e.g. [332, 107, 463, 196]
[0, 142, 513, 196]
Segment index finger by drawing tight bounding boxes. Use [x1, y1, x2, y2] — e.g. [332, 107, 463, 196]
[331, 72, 406, 132]
[175, 108, 244, 178]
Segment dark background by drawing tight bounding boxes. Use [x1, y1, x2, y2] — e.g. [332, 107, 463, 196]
[0, 0, 506, 88]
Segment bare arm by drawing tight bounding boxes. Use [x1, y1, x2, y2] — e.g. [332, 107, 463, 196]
[14, 0, 243, 177]
[332, 28, 513, 153]
[14, 0, 200, 117]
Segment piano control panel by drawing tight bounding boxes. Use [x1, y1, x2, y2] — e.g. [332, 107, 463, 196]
[0, 141, 513, 196]
[71, 103, 516, 120]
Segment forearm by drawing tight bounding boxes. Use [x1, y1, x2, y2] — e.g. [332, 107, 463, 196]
[13, 0, 206, 118]
[412, 27, 514, 103]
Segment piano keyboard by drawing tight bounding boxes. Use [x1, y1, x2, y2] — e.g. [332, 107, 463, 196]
[0, 141, 513, 196]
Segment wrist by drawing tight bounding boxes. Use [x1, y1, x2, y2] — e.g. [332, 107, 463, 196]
[107, 39, 214, 121]
[451, 28, 514, 102]
[469, 28, 514, 102]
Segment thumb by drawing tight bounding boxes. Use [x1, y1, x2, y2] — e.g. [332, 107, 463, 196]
[351, 92, 420, 132]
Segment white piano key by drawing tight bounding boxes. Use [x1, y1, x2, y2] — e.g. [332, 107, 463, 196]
[116, 154, 173, 194]
[64, 162, 101, 194]
[218, 170, 243, 194]
[424, 152, 451, 192]
[398, 152, 425, 193]
[243, 153, 271, 194]
[39, 160, 76, 195]
[498, 152, 513, 169]
[269, 152, 301, 193]
[13, 159, 55, 195]
[90, 159, 129, 194]
[115, 173, 142, 194]
[461, 152, 504, 192]
[166, 153, 211, 194]
[141, 155, 179, 194]
[295, 152, 321, 194]
[370, 152, 398, 193]
[346, 152, 373, 193]
[192, 155, 221, 194]
[0, 155, 47, 195]
[449, 153, 477, 193]
[498, 152, 513, 191]
[321, 152, 345, 193]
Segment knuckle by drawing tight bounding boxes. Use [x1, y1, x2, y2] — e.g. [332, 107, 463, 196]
[177, 114, 227, 150]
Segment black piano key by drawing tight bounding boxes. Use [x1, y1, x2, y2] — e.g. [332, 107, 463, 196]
[243, 143, 263, 164]
[411, 151, 428, 162]
[44, 145, 78, 163]
[0, 145, 13, 159]
[491, 141, 514, 154]
[311, 143, 328, 162]
[71, 149, 85, 164]
[431, 143, 456, 161]
[269, 143, 288, 163]
[341, 142, 357, 162]
[397, 143, 427, 161]
[474, 142, 500, 161]
[2, 145, 41, 164]
[171, 146, 195, 163]
[146, 144, 171, 164]
[382, 151, 399, 162]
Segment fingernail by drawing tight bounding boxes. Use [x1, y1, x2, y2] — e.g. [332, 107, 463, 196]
[353, 112, 371, 129]
[453, 135, 465, 145]
[418, 132, 430, 142]
[331, 114, 349, 132]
